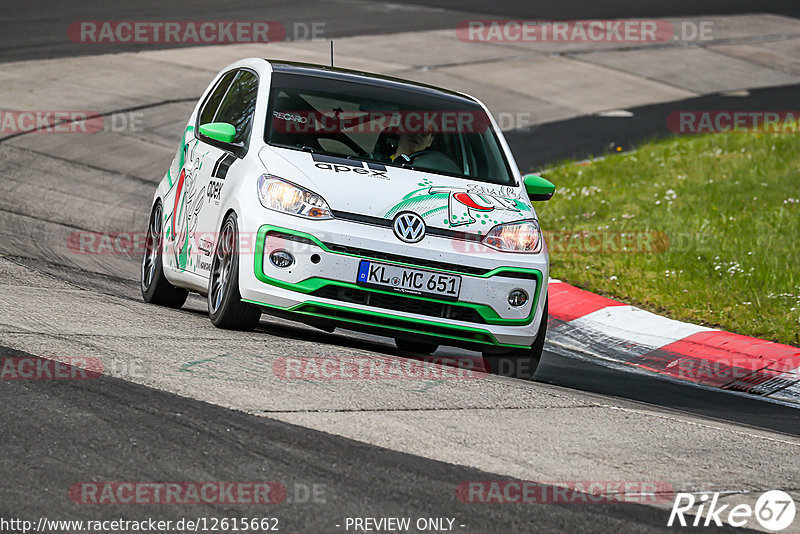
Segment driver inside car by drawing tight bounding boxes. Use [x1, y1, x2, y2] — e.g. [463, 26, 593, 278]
[390, 129, 434, 163]
[371, 124, 460, 175]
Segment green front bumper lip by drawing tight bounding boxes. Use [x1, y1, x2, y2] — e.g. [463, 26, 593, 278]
[242, 297, 529, 349]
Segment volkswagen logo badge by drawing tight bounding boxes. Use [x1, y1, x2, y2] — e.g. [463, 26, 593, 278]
[392, 212, 426, 243]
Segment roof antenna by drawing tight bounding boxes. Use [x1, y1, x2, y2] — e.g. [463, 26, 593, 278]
[330, 40, 334, 67]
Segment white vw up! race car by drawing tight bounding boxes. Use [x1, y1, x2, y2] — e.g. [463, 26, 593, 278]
[141, 58, 555, 378]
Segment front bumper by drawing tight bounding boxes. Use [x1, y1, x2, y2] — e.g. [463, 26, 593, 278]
[239, 222, 548, 350]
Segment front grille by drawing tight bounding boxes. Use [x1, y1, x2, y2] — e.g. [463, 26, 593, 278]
[324, 243, 491, 276]
[310, 285, 486, 324]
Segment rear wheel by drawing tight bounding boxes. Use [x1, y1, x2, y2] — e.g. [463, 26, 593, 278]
[394, 338, 439, 355]
[483, 299, 548, 380]
[208, 213, 261, 330]
[141, 202, 188, 308]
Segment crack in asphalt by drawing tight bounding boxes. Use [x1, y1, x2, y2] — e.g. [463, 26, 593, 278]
[392, 31, 800, 77]
[0, 97, 199, 144]
[0, 138, 169, 188]
[562, 30, 800, 56]
[0, 205, 99, 233]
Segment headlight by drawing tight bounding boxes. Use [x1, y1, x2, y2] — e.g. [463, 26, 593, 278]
[483, 220, 542, 253]
[256, 175, 332, 219]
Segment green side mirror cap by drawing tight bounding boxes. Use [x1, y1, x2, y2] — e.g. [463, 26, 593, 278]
[523, 174, 556, 201]
[199, 122, 236, 144]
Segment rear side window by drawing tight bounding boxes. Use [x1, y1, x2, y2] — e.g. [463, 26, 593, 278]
[212, 70, 259, 145]
[198, 70, 237, 126]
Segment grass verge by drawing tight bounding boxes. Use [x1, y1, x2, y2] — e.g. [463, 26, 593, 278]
[537, 132, 799, 346]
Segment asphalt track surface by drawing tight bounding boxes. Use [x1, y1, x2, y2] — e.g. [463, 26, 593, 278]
[0, 344, 750, 534]
[401, 0, 800, 19]
[1, 2, 799, 533]
[507, 82, 800, 170]
[3, 0, 800, 62]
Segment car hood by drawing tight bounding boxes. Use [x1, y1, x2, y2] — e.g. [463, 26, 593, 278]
[259, 145, 534, 235]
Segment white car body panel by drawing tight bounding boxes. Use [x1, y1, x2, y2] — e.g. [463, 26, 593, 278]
[151, 58, 550, 350]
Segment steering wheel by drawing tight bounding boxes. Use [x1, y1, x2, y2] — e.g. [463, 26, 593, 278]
[398, 150, 460, 174]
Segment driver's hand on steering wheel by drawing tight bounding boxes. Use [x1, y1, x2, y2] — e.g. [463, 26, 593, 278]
[391, 130, 434, 162]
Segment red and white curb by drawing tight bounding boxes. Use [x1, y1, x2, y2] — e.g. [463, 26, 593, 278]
[545, 280, 800, 404]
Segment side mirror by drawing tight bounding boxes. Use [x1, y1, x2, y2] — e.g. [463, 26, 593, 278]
[199, 122, 236, 144]
[523, 174, 555, 201]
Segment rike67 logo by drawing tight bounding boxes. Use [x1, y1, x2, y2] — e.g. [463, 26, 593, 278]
[668, 490, 796, 531]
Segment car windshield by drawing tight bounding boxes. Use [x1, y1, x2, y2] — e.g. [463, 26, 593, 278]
[265, 71, 516, 186]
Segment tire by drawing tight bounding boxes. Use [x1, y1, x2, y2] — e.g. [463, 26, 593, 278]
[394, 338, 439, 355]
[207, 213, 261, 330]
[483, 299, 548, 380]
[141, 202, 188, 308]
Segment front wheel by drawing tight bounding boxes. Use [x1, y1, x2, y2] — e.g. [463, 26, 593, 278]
[483, 299, 548, 380]
[207, 213, 261, 330]
[141, 202, 188, 308]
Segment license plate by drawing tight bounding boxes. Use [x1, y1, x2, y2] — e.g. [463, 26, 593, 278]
[356, 260, 461, 300]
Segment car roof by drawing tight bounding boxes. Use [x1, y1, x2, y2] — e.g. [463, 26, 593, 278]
[265, 59, 479, 106]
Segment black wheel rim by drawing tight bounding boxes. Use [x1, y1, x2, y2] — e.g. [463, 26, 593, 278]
[141, 204, 162, 291]
[209, 221, 235, 314]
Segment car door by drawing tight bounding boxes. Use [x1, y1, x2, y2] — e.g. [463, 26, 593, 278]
[191, 69, 259, 277]
[166, 69, 236, 275]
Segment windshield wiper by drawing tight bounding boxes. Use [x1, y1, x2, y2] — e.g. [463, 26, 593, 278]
[345, 154, 375, 163]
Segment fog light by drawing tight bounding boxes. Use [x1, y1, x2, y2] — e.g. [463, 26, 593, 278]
[269, 250, 295, 268]
[508, 289, 528, 307]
